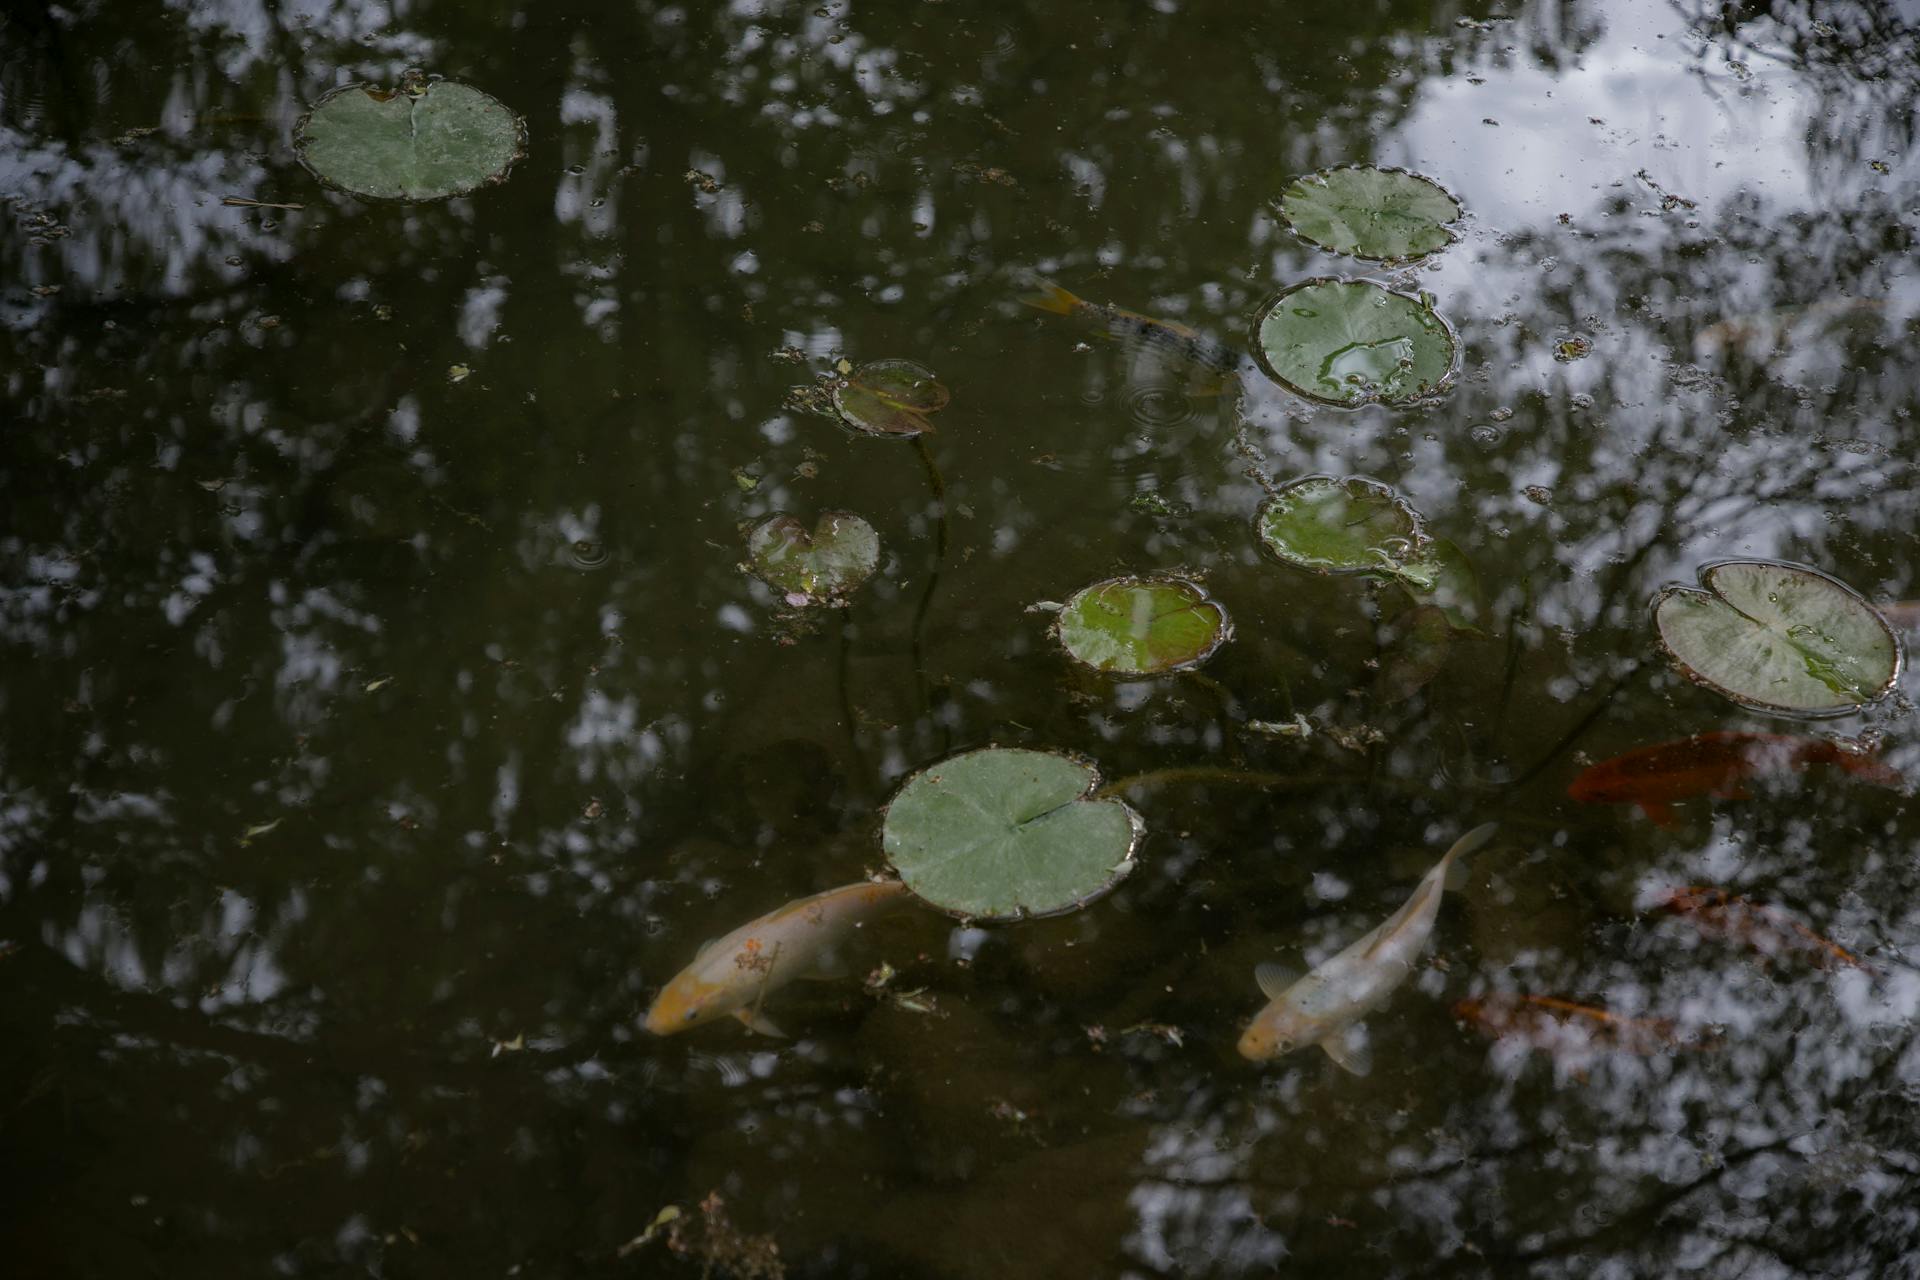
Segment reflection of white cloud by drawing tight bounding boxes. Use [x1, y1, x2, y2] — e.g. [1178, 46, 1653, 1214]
[1393, 1, 1870, 226]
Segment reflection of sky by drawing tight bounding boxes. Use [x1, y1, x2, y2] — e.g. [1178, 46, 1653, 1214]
[1396, 4, 1909, 222]
[5, 0, 1920, 1274]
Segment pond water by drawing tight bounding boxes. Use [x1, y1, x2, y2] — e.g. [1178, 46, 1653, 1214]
[5, 0, 1920, 1275]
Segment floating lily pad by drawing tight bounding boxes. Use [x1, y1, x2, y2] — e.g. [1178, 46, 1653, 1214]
[743, 511, 880, 604]
[1252, 278, 1456, 407]
[294, 76, 526, 202]
[882, 748, 1142, 920]
[1278, 166, 1462, 262]
[832, 359, 950, 437]
[1256, 475, 1427, 577]
[1652, 560, 1901, 717]
[1055, 576, 1230, 676]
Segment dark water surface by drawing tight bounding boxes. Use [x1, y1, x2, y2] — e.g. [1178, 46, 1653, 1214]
[6, 0, 1920, 1274]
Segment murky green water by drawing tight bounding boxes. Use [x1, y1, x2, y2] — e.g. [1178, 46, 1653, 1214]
[6, 1, 1920, 1274]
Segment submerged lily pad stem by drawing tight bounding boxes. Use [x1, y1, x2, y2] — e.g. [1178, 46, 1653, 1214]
[908, 436, 950, 731]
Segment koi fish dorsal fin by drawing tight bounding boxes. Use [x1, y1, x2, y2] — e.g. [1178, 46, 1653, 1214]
[1366, 882, 1436, 958]
[1255, 962, 1295, 1001]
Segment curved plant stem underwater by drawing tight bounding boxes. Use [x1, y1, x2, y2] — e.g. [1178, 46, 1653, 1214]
[909, 436, 950, 739]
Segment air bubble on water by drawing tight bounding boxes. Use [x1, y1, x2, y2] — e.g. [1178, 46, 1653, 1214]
[1490, 406, 1514, 422]
[1471, 424, 1501, 445]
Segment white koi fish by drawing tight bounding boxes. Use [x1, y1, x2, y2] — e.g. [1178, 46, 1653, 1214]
[1238, 822, 1498, 1074]
[644, 878, 913, 1037]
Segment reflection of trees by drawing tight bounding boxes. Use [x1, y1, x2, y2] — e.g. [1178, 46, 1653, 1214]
[4, 0, 1920, 1274]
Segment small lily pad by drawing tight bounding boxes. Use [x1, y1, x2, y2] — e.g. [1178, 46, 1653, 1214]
[1277, 166, 1462, 262]
[294, 77, 526, 202]
[1055, 575, 1231, 676]
[832, 359, 950, 437]
[743, 511, 880, 604]
[1252, 278, 1456, 407]
[882, 747, 1142, 920]
[1256, 475, 1427, 578]
[1652, 559, 1901, 717]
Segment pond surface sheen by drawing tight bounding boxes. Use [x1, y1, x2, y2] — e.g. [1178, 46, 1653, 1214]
[5, 1, 1920, 1276]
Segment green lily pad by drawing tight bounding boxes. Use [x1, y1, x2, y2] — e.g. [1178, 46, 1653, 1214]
[881, 748, 1142, 920]
[1252, 278, 1456, 407]
[1277, 166, 1462, 262]
[743, 511, 880, 604]
[1652, 560, 1901, 717]
[294, 77, 526, 202]
[1255, 475, 1428, 578]
[832, 359, 950, 437]
[1055, 576, 1231, 676]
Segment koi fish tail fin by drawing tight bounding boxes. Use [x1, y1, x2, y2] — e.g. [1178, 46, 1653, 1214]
[1441, 822, 1499, 891]
[1019, 278, 1084, 317]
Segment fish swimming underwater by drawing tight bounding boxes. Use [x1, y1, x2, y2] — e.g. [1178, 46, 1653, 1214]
[1238, 822, 1498, 1074]
[644, 879, 914, 1037]
[1654, 886, 1877, 973]
[1452, 993, 1704, 1064]
[1567, 732, 1900, 827]
[1022, 280, 1248, 380]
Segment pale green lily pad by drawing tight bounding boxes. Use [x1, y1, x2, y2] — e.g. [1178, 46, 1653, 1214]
[1278, 166, 1462, 262]
[881, 748, 1142, 920]
[1055, 576, 1231, 676]
[1652, 560, 1901, 717]
[1253, 278, 1456, 407]
[294, 77, 526, 202]
[743, 511, 880, 604]
[833, 359, 950, 437]
[1256, 475, 1426, 577]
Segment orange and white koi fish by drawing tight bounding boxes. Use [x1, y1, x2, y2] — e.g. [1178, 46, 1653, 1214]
[1654, 886, 1877, 973]
[1567, 732, 1900, 827]
[1238, 823, 1497, 1074]
[1452, 994, 1701, 1059]
[644, 879, 914, 1037]
[1021, 280, 1247, 378]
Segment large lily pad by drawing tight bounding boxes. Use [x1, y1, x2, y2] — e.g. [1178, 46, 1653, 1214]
[1252, 278, 1456, 407]
[1055, 575, 1230, 676]
[881, 748, 1142, 920]
[1256, 475, 1425, 577]
[833, 359, 950, 437]
[1652, 560, 1901, 717]
[294, 76, 526, 202]
[743, 511, 880, 604]
[1278, 166, 1462, 262]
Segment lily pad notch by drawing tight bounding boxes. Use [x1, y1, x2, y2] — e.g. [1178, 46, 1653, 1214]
[1277, 165, 1463, 263]
[1054, 575, 1231, 676]
[294, 75, 527, 202]
[1252, 277, 1457, 407]
[1652, 559, 1901, 717]
[881, 747, 1143, 920]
